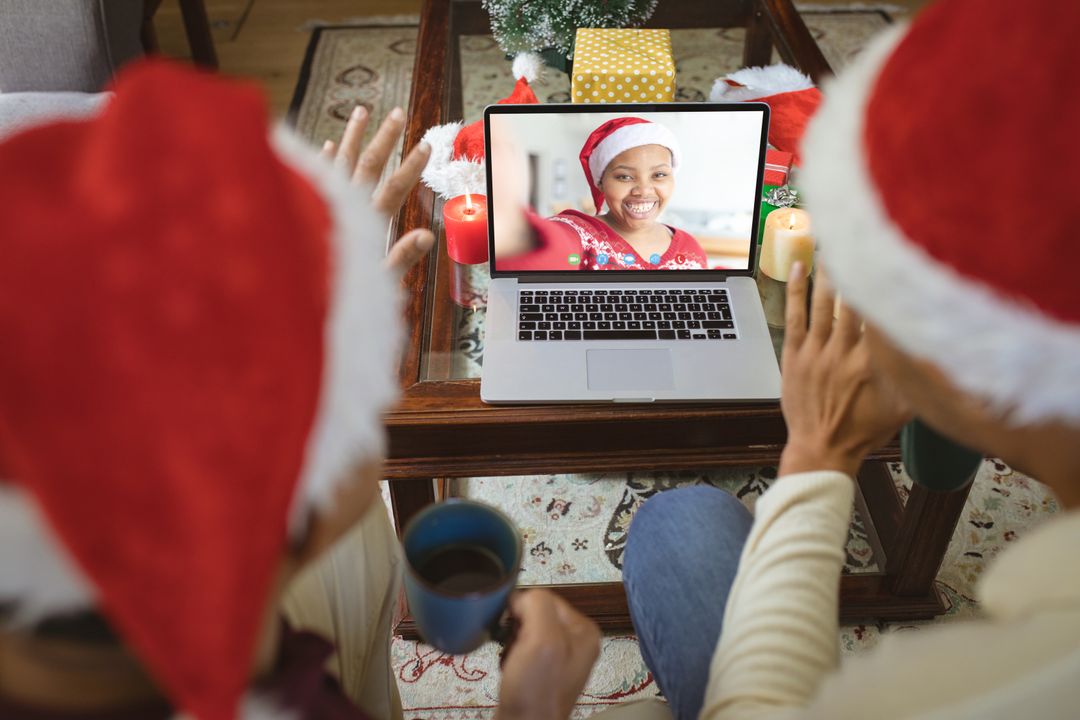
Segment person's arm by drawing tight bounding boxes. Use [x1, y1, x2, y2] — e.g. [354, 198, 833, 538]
[700, 470, 853, 720]
[702, 267, 911, 720]
[495, 210, 584, 272]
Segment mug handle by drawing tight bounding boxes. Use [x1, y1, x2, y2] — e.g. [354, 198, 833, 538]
[492, 609, 520, 668]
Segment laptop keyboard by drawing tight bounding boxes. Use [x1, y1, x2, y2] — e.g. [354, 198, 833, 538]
[517, 288, 737, 341]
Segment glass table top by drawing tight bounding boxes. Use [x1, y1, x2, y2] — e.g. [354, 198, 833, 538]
[419, 23, 837, 381]
[412, 8, 896, 380]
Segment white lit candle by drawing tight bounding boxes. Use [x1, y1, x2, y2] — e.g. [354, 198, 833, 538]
[759, 208, 813, 281]
[757, 208, 814, 327]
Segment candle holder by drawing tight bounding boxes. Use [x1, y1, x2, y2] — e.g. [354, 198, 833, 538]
[449, 260, 488, 310]
[756, 207, 813, 327]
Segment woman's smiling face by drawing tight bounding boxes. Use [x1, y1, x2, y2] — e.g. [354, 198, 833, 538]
[598, 144, 674, 232]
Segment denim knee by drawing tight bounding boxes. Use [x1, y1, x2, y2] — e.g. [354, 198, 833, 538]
[625, 485, 752, 574]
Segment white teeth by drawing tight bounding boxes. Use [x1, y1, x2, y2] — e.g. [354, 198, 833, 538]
[625, 201, 656, 214]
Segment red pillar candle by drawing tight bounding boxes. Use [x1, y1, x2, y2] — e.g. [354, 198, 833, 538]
[443, 192, 489, 265]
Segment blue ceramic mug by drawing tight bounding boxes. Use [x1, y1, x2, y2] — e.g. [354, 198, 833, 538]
[402, 499, 522, 654]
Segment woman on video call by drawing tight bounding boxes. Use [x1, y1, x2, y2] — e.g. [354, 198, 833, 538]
[494, 117, 709, 271]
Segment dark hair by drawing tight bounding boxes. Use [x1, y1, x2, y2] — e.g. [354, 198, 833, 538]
[0, 602, 118, 645]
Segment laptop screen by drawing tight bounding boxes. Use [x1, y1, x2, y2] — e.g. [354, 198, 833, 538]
[485, 103, 769, 277]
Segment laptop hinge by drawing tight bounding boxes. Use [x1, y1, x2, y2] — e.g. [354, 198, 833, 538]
[512, 273, 741, 284]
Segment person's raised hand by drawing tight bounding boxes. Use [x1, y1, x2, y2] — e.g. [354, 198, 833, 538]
[487, 119, 534, 259]
[779, 263, 912, 478]
[496, 589, 601, 720]
[321, 105, 434, 278]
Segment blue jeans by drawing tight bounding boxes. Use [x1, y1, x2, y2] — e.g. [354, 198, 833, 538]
[623, 486, 754, 720]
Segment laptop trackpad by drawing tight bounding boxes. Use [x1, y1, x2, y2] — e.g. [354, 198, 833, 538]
[586, 349, 675, 392]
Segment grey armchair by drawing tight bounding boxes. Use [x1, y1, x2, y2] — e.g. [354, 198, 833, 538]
[0, 0, 145, 92]
[0, 0, 216, 94]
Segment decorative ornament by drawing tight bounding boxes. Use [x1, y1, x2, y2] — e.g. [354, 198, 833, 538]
[482, 0, 658, 59]
[764, 185, 800, 208]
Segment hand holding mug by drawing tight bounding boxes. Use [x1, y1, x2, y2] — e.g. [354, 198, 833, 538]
[495, 589, 601, 720]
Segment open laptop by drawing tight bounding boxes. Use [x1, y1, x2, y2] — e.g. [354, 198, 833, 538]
[480, 102, 780, 403]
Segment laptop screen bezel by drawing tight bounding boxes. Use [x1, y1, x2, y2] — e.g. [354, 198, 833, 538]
[483, 101, 771, 280]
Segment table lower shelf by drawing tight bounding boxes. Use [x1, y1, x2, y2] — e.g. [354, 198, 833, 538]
[390, 461, 972, 641]
[393, 575, 945, 640]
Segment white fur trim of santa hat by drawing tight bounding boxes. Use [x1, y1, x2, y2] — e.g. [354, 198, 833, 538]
[0, 126, 402, 623]
[802, 24, 1080, 425]
[587, 121, 680, 185]
[420, 120, 486, 199]
[0, 484, 97, 622]
[709, 63, 814, 102]
[271, 126, 402, 529]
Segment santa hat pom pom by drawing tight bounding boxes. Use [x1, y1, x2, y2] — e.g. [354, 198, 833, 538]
[512, 52, 544, 83]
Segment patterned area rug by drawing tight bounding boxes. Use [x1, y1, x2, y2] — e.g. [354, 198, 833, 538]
[290, 10, 1062, 719]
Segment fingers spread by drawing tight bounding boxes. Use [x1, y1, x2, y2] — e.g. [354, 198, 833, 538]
[783, 261, 809, 356]
[385, 228, 435, 279]
[355, 106, 406, 187]
[320, 139, 337, 161]
[808, 269, 836, 344]
[335, 105, 370, 174]
[374, 141, 431, 216]
[834, 299, 863, 348]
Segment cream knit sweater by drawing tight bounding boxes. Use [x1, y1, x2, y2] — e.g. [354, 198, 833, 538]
[700, 471, 1080, 720]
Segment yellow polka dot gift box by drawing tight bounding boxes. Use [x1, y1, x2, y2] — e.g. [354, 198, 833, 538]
[571, 28, 676, 103]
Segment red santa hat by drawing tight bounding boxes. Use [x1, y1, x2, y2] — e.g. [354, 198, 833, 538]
[802, 0, 1080, 425]
[0, 60, 402, 719]
[578, 116, 681, 214]
[710, 63, 822, 164]
[420, 52, 541, 199]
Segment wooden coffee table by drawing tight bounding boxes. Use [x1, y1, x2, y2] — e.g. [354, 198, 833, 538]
[387, 0, 972, 636]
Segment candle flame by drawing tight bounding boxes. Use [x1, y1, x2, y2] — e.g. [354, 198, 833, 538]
[465, 191, 473, 213]
[788, 213, 797, 230]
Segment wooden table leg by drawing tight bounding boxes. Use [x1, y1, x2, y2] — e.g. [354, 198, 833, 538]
[743, 6, 775, 67]
[388, 477, 437, 539]
[390, 477, 436, 631]
[178, 0, 218, 69]
[887, 479, 973, 596]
